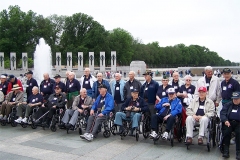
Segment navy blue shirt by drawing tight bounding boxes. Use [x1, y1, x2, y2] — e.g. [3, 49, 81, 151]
[82, 75, 91, 89]
[205, 77, 211, 91]
[26, 78, 38, 98]
[228, 104, 240, 121]
[27, 93, 43, 104]
[66, 79, 81, 93]
[114, 82, 122, 104]
[196, 99, 205, 116]
[0, 81, 8, 95]
[171, 81, 180, 93]
[179, 85, 196, 106]
[221, 78, 240, 100]
[156, 85, 172, 99]
[40, 78, 55, 95]
[53, 81, 66, 92]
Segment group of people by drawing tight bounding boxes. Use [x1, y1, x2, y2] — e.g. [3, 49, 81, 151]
[0, 66, 240, 159]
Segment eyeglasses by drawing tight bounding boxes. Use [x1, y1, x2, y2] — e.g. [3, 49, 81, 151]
[162, 79, 168, 81]
[185, 79, 191, 81]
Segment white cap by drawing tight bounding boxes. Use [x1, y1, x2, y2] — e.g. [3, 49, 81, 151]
[0, 75, 6, 78]
[167, 88, 175, 94]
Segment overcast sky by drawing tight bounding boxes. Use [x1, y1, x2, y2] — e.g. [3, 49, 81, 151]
[1, 0, 240, 62]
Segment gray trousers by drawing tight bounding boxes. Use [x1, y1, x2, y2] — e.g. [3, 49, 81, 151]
[61, 109, 79, 125]
[16, 104, 37, 118]
[86, 115, 106, 136]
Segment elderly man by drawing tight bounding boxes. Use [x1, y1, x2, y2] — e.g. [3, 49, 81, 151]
[80, 68, 96, 97]
[140, 71, 159, 116]
[168, 72, 184, 93]
[66, 72, 81, 108]
[25, 70, 38, 98]
[15, 87, 43, 123]
[92, 73, 111, 101]
[80, 84, 114, 141]
[220, 92, 240, 159]
[34, 85, 67, 127]
[0, 84, 24, 121]
[0, 74, 9, 96]
[7, 75, 23, 94]
[194, 66, 221, 107]
[110, 73, 126, 112]
[221, 68, 240, 106]
[186, 86, 215, 145]
[114, 88, 148, 133]
[64, 71, 71, 85]
[59, 88, 93, 129]
[123, 71, 142, 100]
[156, 75, 172, 103]
[150, 88, 182, 140]
[53, 74, 66, 93]
[40, 73, 55, 101]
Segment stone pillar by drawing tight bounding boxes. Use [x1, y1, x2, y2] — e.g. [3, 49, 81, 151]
[10, 52, 16, 70]
[56, 52, 61, 72]
[78, 52, 83, 71]
[22, 53, 28, 71]
[0, 52, 4, 71]
[89, 52, 94, 71]
[66, 52, 72, 71]
[100, 52, 105, 72]
[111, 51, 116, 71]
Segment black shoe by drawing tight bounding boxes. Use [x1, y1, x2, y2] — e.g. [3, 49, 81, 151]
[42, 122, 50, 128]
[65, 123, 74, 130]
[34, 120, 42, 125]
[58, 123, 65, 129]
[222, 149, 230, 158]
[236, 151, 240, 160]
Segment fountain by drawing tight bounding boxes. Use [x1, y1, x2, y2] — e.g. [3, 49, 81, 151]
[33, 38, 52, 84]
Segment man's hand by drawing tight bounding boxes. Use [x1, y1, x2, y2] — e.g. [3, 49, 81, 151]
[133, 107, 139, 112]
[98, 113, 104, 117]
[82, 105, 88, 109]
[225, 121, 231, 127]
[163, 103, 170, 107]
[163, 115, 170, 121]
[41, 92, 44, 95]
[8, 102, 13, 105]
[193, 115, 199, 121]
[126, 106, 132, 111]
[78, 108, 83, 114]
[215, 102, 219, 107]
[90, 110, 94, 116]
[28, 103, 34, 107]
[52, 105, 56, 108]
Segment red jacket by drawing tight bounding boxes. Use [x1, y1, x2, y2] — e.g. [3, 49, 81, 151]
[7, 79, 23, 94]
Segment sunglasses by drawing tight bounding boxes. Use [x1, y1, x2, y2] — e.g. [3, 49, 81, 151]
[162, 79, 168, 81]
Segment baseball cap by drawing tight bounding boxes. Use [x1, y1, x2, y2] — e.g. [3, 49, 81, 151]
[232, 92, 240, 99]
[223, 68, 231, 73]
[98, 84, 107, 89]
[26, 70, 33, 74]
[131, 88, 139, 92]
[142, 71, 153, 76]
[54, 74, 61, 79]
[167, 88, 175, 94]
[198, 86, 207, 92]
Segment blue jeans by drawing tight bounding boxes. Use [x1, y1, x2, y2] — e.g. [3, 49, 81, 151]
[114, 112, 141, 128]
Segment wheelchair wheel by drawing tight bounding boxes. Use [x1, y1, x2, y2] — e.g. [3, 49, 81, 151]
[136, 132, 139, 141]
[11, 121, 17, 127]
[79, 128, 82, 135]
[110, 124, 117, 135]
[207, 143, 210, 152]
[31, 123, 37, 129]
[170, 132, 174, 147]
[103, 130, 111, 138]
[51, 125, 57, 132]
[21, 123, 28, 128]
[1, 120, 6, 126]
[142, 121, 150, 139]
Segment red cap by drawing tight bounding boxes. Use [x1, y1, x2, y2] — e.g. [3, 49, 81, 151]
[198, 86, 207, 92]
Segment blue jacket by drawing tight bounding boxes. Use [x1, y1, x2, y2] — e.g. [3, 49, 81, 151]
[92, 80, 112, 99]
[140, 79, 159, 104]
[110, 79, 125, 101]
[156, 97, 182, 116]
[91, 92, 114, 115]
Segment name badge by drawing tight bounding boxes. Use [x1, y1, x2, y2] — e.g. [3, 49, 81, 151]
[199, 105, 204, 109]
[145, 87, 148, 90]
[223, 86, 227, 91]
[69, 84, 72, 88]
[174, 86, 178, 89]
[48, 83, 50, 86]
[232, 109, 237, 113]
[53, 98, 57, 100]
[30, 83, 32, 86]
[0, 88, 2, 90]
[44, 85, 47, 88]
[206, 83, 209, 87]
[183, 91, 187, 94]
[130, 86, 133, 89]
[116, 87, 120, 90]
[32, 99, 36, 102]
[26, 85, 29, 87]
[12, 98, 16, 101]
[85, 81, 89, 84]
[162, 92, 166, 96]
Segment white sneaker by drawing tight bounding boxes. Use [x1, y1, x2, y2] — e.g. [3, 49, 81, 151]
[3, 115, 7, 121]
[150, 131, 158, 138]
[15, 117, 22, 123]
[230, 137, 235, 145]
[85, 133, 93, 141]
[162, 132, 168, 140]
[0, 114, 3, 120]
[80, 133, 89, 139]
[21, 117, 28, 123]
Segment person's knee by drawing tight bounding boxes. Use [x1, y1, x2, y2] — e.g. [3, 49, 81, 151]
[186, 116, 193, 122]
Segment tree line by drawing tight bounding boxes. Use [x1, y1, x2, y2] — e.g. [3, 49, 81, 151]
[0, 5, 237, 68]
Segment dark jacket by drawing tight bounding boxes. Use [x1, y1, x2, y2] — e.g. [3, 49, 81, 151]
[121, 96, 149, 113]
[92, 79, 111, 99]
[47, 92, 67, 109]
[220, 101, 236, 123]
[140, 79, 159, 104]
[123, 79, 142, 100]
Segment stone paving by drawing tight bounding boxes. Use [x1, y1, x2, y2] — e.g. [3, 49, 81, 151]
[0, 124, 236, 160]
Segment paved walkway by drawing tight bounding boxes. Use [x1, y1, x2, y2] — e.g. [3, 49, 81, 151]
[0, 124, 236, 160]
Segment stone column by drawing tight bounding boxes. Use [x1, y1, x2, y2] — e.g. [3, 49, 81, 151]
[100, 52, 105, 72]
[66, 52, 72, 71]
[22, 53, 28, 71]
[10, 52, 16, 70]
[0, 52, 4, 71]
[89, 52, 94, 71]
[111, 51, 116, 71]
[56, 52, 61, 72]
[78, 52, 83, 71]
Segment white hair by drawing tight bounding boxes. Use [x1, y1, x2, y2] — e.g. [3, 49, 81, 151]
[205, 66, 213, 71]
[115, 73, 122, 77]
[84, 68, 90, 72]
[184, 75, 192, 80]
[129, 71, 135, 75]
[32, 86, 39, 92]
[69, 72, 75, 76]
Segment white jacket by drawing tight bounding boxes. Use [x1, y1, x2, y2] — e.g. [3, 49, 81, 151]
[194, 76, 221, 103]
[80, 75, 97, 89]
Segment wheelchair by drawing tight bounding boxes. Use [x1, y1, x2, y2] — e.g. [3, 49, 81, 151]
[185, 116, 216, 152]
[0, 106, 18, 127]
[48, 108, 65, 132]
[20, 107, 39, 129]
[99, 111, 115, 138]
[152, 114, 183, 147]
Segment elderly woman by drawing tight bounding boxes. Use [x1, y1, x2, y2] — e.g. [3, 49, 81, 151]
[177, 75, 196, 108]
[156, 76, 172, 103]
